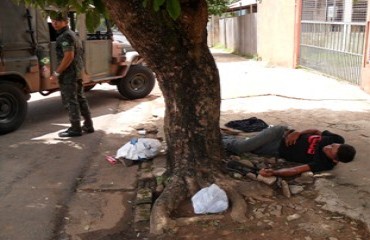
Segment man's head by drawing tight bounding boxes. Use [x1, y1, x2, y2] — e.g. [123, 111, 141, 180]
[337, 144, 356, 163]
[50, 12, 68, 31]
[323, 143, 356, 163]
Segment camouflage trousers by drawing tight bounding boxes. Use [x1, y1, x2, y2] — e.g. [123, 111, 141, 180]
[59, 70, 91, 123]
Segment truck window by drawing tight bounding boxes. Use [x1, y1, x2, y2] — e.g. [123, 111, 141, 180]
[48, 22, 58, 41]
[87, 17, 112, 40]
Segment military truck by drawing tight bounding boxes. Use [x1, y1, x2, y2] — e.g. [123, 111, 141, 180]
[0, 0, 156, 134]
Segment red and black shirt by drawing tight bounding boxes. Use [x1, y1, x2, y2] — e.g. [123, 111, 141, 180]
[278, 131, 345, 172]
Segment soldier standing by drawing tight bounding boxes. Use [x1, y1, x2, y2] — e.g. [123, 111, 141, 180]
[49, 13, 94, 137]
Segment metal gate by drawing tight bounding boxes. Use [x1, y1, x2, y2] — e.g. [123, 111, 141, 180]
[299, 0, 368, 85]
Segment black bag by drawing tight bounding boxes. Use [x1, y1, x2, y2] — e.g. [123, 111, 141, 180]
[225, 117, 268, 132]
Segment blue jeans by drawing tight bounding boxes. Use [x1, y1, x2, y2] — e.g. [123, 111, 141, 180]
[223, 125, 288, 157]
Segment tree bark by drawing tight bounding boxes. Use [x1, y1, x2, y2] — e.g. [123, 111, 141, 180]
[104, 0, 222, 234]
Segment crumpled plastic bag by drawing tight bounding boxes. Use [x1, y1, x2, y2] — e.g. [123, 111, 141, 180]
[191, 184, 229, 214]
[116, 138, 161, 161]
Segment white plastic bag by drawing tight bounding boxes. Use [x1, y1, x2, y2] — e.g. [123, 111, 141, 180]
[116, 138, 161, 160]
[191, 184, 229, 214]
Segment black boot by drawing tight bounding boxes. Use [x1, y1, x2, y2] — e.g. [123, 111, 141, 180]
[58, 121, 82, 137]
[82, 117, 94, 133]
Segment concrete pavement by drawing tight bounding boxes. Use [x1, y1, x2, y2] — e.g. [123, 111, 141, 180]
[213, 48, 370, 230]
[55, 49, 370, 238]
[51, 49, 370, 237]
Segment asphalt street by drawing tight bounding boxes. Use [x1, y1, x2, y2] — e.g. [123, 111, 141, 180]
[0, 84, 151, 240]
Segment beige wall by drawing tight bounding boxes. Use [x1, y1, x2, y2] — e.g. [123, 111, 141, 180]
[360, 0, 370, 93]
[257, 0, 298, 68]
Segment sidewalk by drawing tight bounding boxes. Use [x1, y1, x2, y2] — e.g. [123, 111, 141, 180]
[214, 48, 370, 230]
[61, 49, 370, 238]
[214, 48, 370, 101]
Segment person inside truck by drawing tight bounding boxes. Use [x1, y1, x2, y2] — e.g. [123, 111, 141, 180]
[223, 125, 356, 177]
[49, 12, 94, 137]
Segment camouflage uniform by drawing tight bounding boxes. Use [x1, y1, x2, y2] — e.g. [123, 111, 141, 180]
[56, 26, 91, 124]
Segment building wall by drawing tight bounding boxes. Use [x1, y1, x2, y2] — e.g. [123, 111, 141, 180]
[360, 0, 370, 93]
[257, 0, 298, 68]
[220, 14, 257, 55]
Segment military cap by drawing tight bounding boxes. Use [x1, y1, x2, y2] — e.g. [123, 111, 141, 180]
[50, 11, 68, 21]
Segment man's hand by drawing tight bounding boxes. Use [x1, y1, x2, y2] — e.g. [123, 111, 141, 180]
[259, 168, 275, 177]
[285, 131, 300, 146]
[49, 75, 58, 86]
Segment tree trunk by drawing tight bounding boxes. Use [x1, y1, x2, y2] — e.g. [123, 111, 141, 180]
[104, 0, 222, 234]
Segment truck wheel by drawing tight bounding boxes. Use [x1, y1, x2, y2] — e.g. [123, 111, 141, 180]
[118, 65, 155, 99]
[0, 82, 28, 134]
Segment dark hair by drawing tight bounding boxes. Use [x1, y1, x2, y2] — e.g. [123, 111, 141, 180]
[337, 144, 356, 163]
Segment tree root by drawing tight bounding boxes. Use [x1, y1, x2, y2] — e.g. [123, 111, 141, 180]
[176, 215, 224, 226]
[150, 176, 188, 235]
[150, 175, 250, 235]
[215, 177, 249, 224]
[225, 187, 248, 223]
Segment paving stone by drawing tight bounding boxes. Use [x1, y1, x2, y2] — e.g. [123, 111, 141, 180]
[134, 204, 152, 223]
[257, 175, 277, 185]
[246, 172, 257, 180]
[135, 188, 153, 205]
[294, 172, 314, 184]
[138, 172, 154, 181]
[264, 157, 276, 164]
[233, 173, 243, 179]
[230, 155, 241, 161]
[301, 171, 314, 177]
[239, 159, 255, 168]
[152, 167, 167, 177]
[269, 204, 282, 217]
[281, 180, 291, 198]
[289, 185, 304, 195]
[314, 172, 335, 179]
[287, 213, 301, 221]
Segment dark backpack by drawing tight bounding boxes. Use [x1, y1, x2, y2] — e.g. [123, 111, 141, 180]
[225, 117, 268, 132]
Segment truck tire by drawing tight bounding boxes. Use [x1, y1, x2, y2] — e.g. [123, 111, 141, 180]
[118, 65, 155, 99]
[0, 82, 28, 134]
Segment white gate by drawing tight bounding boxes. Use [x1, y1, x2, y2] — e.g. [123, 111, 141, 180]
[299, 0, 368, 85]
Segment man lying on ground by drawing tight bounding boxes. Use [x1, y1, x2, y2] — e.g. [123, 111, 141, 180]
[222, 125, 356, 177]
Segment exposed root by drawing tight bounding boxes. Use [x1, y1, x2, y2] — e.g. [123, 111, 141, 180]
[217, 177, 248, 223]
[150, 174, 250, 235]
[176, 215, 224, 226]
[185, 176, 200, 197]
[225, 187, 248, 223]
[150, 176, 188, 235]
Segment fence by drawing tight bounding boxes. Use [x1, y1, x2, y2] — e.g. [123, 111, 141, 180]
[300, 21, 366, 84]
[209, 13, 257, 57]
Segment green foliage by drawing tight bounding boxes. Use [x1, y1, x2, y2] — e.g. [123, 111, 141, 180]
[153, 0, 166, 11]
[21, 0, 229, 28]
[143, 0, 181, 20]
[92, 0, 106, 14]
[22, 0, 105, 31]
[207, 0, 229, 15]
[166, 0, 181, 19]
[86, 10, 101, 32]
[143, 0, 229, 19]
